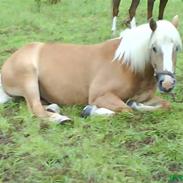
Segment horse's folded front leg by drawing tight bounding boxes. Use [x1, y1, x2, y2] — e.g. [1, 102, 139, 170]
[82, 92, 132, 117]
[144, 96, 171, 109]
[127, 96, 171, 111]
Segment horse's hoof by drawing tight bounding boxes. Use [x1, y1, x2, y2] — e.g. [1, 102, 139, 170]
[58, 116, 73, 124]
[51, 113, 72, 124]
[81, 105, 97, 117]
[46, 103, 60, 113]
[122, 18, 131, 27]
[126, 100, 138, 110]
[126, 99, 135, 106]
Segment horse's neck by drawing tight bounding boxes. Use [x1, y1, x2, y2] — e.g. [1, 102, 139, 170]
[102, 38, 155, 79]
[101, 38, 122, 59]
[132, 64, 154, 81]
[142, 64, 155, 79]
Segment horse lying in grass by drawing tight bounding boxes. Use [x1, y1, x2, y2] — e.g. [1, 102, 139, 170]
[0, 16, 182, 123]
[112, 0, 168, 32]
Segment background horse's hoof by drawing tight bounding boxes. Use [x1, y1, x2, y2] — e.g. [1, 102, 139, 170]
[122, 17, 131, 27]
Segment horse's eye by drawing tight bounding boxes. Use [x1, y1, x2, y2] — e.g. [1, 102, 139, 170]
[152, 46, 157, 53]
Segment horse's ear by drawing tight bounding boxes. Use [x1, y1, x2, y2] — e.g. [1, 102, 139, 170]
[149, 18, 157, 32]
[172, 15, 179, 28]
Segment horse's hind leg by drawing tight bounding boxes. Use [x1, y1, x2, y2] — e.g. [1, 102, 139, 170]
[22, 76, 71, 123]
[3, 69, 70, 123]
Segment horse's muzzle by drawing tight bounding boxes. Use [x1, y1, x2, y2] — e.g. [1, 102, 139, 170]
[155, 71, 176, 93]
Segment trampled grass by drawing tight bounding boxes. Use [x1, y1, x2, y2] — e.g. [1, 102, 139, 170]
[0, 0, 183, 182]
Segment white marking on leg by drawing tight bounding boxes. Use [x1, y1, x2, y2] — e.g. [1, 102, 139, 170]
[89, 105, 115, 116]
[112, 16, 117, 32]
[130, 17, 136, 28]
[0, 74, 12, 104]
[92, 108, 115, 116]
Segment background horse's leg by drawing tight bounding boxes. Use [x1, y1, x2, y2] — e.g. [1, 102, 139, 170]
[147, 0, 155, 20]
[128, 0, 140, 20]
[158, 0, 168, 20]
[112, 0, 121, 33]
[123, 0, 140, 27]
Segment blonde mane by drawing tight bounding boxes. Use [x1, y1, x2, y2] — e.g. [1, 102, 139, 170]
[113, 20, 182, 73]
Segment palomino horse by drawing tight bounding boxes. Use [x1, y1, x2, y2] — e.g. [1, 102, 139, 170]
[112, 0, 168, 32]
[0, 16, 182, 123]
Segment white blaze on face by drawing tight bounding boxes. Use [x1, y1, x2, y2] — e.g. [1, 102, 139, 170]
[161, 43, 174, 73]
[160, 43, 176, 90]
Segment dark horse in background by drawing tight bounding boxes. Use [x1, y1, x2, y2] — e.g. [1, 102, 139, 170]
[112, 0, 168, 32]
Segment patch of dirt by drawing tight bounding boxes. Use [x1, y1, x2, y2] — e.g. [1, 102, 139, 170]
[0, 134, 13, 145]
[152, 171, 167, 182]
[125, 136, 155, 151]
[168, 163, 182, 172]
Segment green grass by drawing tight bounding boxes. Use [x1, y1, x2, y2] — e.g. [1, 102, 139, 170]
[0, 0, 183, 182]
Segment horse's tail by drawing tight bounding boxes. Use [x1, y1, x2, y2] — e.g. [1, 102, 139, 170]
[0, 73, 12, 104]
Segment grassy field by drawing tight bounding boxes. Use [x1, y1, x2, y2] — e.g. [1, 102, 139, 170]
[0, 0, 183, 182]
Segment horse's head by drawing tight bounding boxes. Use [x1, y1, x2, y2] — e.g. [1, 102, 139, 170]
[149, 16, 182, 93]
